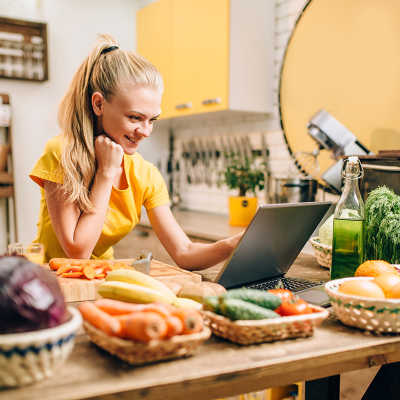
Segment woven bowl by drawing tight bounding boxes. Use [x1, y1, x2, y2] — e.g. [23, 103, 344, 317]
[310, 237, 332, 269]
[325, 277, 400, 333]
[83, 321, 211, 365]
[202, 306, 329, 345]
[0, 306, 82, 387]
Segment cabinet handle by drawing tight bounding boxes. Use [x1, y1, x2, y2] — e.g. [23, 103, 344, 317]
[175, 102, 192, 110]
[202, 97, 221, 105]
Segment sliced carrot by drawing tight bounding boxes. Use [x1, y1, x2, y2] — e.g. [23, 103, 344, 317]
[49, 258, 69, 270]
[82, 265, 96, 280]
[78, 302, 121, 336]
[101, 265, 112, 273]
[94, 273, 106, 279]
[61, 271, 84, 278]
[56, 265, 75, 275]
[68, 266, 83, 272]
[119, 311, 168, 342]
[171, 309, 203, 335]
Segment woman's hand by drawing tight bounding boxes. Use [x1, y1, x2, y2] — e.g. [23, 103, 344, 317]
[95, 134, 124, 178]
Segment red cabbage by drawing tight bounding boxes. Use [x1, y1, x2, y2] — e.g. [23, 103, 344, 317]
[0, 256, 67, 333]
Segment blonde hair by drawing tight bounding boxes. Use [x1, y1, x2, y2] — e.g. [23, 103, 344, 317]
[58, 34, 163, 212]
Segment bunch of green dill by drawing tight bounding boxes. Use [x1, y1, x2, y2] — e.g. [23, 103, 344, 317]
[365, 186, 400, 262]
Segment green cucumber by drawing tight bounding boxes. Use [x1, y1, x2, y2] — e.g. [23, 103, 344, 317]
[203, 296, 220, 313]
[219, 298, 280, 321]
[224, 288, 281, 310]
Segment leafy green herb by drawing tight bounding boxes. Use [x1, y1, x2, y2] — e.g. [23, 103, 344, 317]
[365, 186, 400, 262]
[219, 153, 265, 196]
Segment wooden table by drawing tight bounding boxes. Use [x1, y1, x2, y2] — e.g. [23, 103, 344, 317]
[2, 253, 400, 400]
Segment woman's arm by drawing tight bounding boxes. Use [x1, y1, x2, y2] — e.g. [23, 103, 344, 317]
[147, 205, 244, 270]
[44, 135, 123, 258]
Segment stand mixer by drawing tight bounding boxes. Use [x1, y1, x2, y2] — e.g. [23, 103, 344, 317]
[304, 109, 372, 192]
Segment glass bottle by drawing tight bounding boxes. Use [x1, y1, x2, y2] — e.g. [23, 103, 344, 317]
[331, 156, 365, 279]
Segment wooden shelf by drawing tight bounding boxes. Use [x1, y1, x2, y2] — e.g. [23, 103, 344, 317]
[0, 185, 13, 198]
[0, 171, 13, 184]
[0, 17, 48, 82]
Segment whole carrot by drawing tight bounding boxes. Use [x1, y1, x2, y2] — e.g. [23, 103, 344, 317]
[165, 314, 184, 338]
[78, 302, 121, 336]
[95, 299, 171, 317]
[172, 309, 203, 335]
[119, 312, 168, 342]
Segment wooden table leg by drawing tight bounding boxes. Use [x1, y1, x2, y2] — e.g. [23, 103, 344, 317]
[361, 362, 400, 400]
[305, 375, 340, 400]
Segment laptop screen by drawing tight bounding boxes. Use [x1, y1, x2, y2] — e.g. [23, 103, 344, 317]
[216, 202, 332, 288]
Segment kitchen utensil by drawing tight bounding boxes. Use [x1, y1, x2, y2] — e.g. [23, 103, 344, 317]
[294, 147, 321, 177]
[181, 140, 192, 184]
[273, 177, 318, 203]
[260, 133, 272, 203]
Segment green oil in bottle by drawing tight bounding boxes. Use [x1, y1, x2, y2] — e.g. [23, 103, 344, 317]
[331, 218, 365, 279]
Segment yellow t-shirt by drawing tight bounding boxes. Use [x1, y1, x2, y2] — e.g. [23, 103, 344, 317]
[29, 135, 170, 262]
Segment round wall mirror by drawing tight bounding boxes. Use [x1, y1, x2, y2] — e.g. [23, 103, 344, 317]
[279, 0, 400, 188]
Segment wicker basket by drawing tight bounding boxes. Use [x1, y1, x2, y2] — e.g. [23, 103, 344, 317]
[326, 277, 400, 333]
[0, 307, 82, 387]
[83, 321, 211, 365]
[310, 237, 332, 269]
[202, 306, 329, 345]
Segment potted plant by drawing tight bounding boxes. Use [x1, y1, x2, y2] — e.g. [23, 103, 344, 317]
[220, 153, 265, 226]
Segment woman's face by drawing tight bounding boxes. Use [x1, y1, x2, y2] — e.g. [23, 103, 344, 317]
[93, 82, 161, 155]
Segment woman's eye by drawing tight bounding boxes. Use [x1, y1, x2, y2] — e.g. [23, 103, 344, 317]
[129, 115, 140, 121]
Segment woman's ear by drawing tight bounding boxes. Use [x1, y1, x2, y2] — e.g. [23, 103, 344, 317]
[92, 92, 105, 116]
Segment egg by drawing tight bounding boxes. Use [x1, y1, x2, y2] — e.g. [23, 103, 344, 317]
[374, 272, 400, 298]
[338, 279, 385, 299]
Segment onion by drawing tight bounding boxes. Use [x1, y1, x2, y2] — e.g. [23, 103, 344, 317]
[0, 256, 67, 333]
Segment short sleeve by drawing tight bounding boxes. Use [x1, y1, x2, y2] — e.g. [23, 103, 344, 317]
[143, 165, 170, 210]
[29, 136, 64, 188]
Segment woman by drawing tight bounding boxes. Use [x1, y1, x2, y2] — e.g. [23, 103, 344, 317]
[30, 35, 242, 268]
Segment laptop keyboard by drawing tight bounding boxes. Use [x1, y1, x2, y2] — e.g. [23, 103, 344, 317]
[247, 277, 323, 292]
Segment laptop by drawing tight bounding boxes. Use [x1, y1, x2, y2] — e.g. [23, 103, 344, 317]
[216, 202, 332, 292]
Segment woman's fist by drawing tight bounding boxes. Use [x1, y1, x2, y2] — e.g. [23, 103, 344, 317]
[95, 135, 124, 178]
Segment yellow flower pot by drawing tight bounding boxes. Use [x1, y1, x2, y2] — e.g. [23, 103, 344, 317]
[228, 196, 258, 227]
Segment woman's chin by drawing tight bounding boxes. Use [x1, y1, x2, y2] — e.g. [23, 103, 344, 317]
[123, 146, 138, 155]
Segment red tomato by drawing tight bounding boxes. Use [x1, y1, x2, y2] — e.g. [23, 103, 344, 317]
[278, 298, 313, 316]
[267, 289, 294, 302]
[268, 289, 295, 315]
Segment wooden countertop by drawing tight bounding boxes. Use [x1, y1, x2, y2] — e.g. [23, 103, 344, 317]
[4, 308, 400, 400]
[4, 254, 400, 400]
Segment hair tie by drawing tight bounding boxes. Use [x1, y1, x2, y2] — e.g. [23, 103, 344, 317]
[101, 45, 119, 55]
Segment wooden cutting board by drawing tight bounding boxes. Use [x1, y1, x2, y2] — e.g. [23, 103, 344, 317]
[49, 259, 202, 303]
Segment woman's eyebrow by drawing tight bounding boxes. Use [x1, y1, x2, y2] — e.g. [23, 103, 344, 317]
[128, 110, 160, 119]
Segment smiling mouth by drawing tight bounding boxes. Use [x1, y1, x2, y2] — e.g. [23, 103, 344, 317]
[125, 135, 137, 145]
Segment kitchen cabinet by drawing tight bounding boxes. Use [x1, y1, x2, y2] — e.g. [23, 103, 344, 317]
[136, 0, 273, 119]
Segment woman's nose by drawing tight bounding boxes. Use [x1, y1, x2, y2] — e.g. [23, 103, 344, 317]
[137, 121, 152, 137]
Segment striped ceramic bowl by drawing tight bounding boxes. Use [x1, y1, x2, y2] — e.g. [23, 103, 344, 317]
[0, 306, 82, 387]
